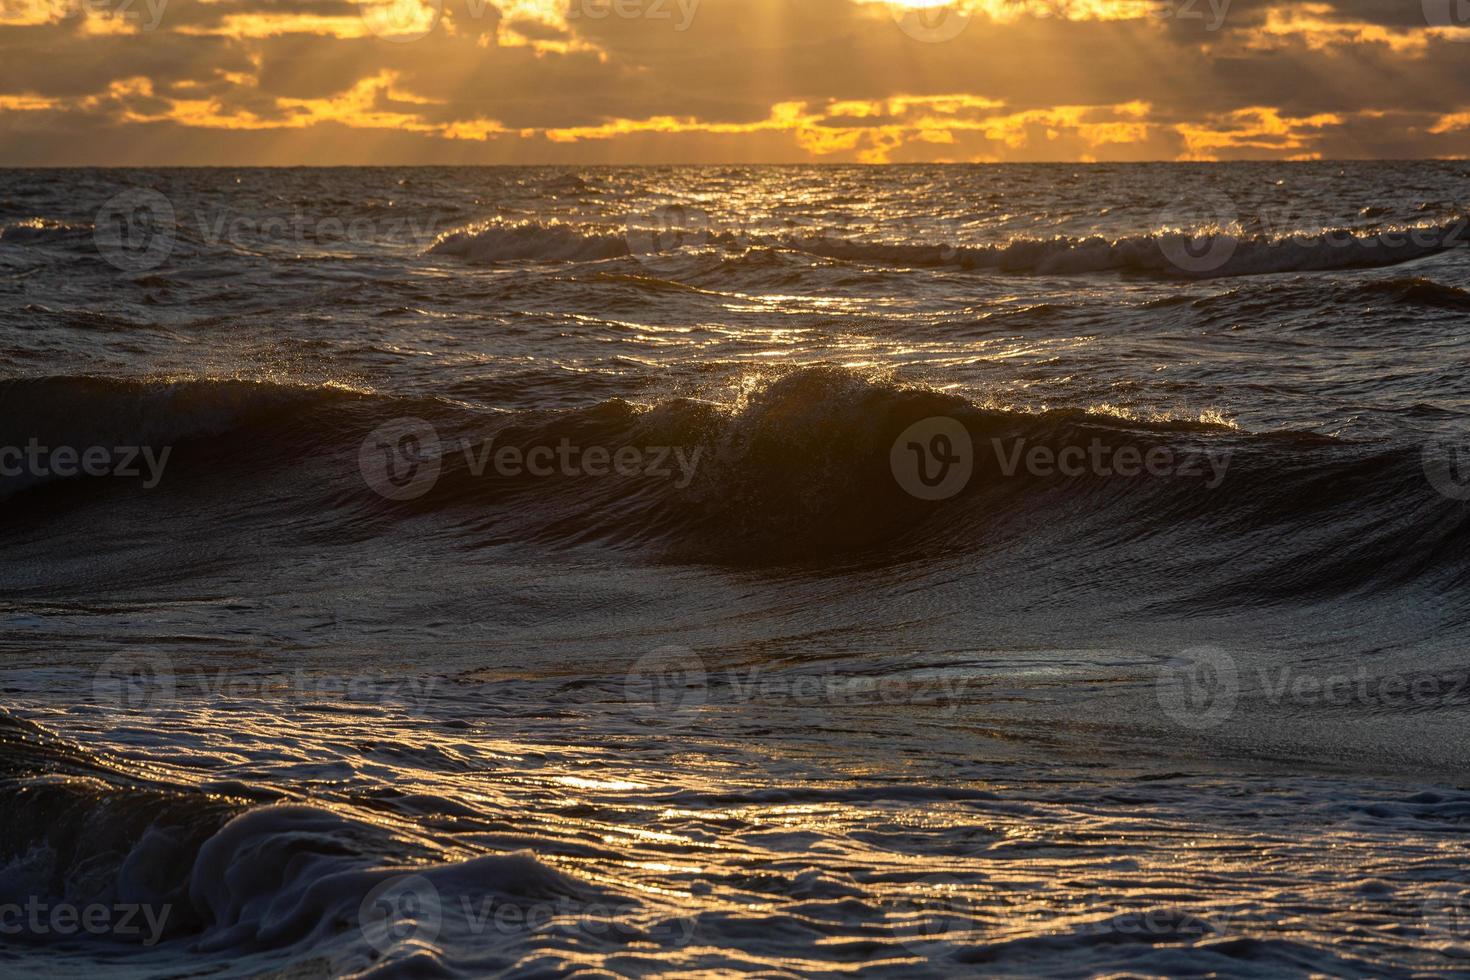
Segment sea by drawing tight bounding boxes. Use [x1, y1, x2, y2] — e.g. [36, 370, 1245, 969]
[2, 163, 1470, 977]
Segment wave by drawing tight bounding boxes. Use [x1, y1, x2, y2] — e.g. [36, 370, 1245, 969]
[424, 217, 1470, 279]
[0, 375, 375, 447]
[1350, 276, 1470, 310]
[5, 370, 1467, 601]
[0, 218, 92, 247]
[428, 220, 631, 263]
[0, 712, 602, 972]
[780, 218, 1470, 278]
[0, 713, 248, 942]
[442, 368, 1467, 591]
[0, 375, 388, 500]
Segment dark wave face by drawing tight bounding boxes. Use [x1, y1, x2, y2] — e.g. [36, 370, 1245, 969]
[4, 164, 1470, 979]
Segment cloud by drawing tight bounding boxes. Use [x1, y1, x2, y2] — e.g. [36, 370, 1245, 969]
[1, 0, 1468, 162]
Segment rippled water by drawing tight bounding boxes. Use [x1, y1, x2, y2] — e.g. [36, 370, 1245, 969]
[2, 164, 1470, 977]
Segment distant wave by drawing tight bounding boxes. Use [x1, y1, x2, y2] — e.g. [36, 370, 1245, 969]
[0, 218, 92, 246]
[783, 218, 1470, 278]
[429, 220, 631, 263]
[427, 217, 1470, 279]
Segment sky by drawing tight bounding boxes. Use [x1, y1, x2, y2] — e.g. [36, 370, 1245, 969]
[2, 0, 1469, 164]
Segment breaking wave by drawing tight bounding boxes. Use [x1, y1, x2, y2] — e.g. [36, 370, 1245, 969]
[425, 217, 1470, 279]
[783, 218, 1470, 278]
[0, 712, 602, 973]
[0, 218, 93, 247]
[428, 220, 631, 263]
[6, 370, 1467, 599]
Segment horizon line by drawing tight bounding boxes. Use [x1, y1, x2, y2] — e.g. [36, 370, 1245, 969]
[2, 158, 1467, 169]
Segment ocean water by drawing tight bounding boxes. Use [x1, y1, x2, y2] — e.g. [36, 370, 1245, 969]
[2, 163, 1470, 977]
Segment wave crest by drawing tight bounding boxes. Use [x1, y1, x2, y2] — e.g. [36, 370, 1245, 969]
[426, 216, 1470, 279]
[783, 218, 1470, 278]
[428, 220, 631, 263]
[7, 369, 1469, 594]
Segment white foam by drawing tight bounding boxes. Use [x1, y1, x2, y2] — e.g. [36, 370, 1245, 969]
[428, 221, 630, 263]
